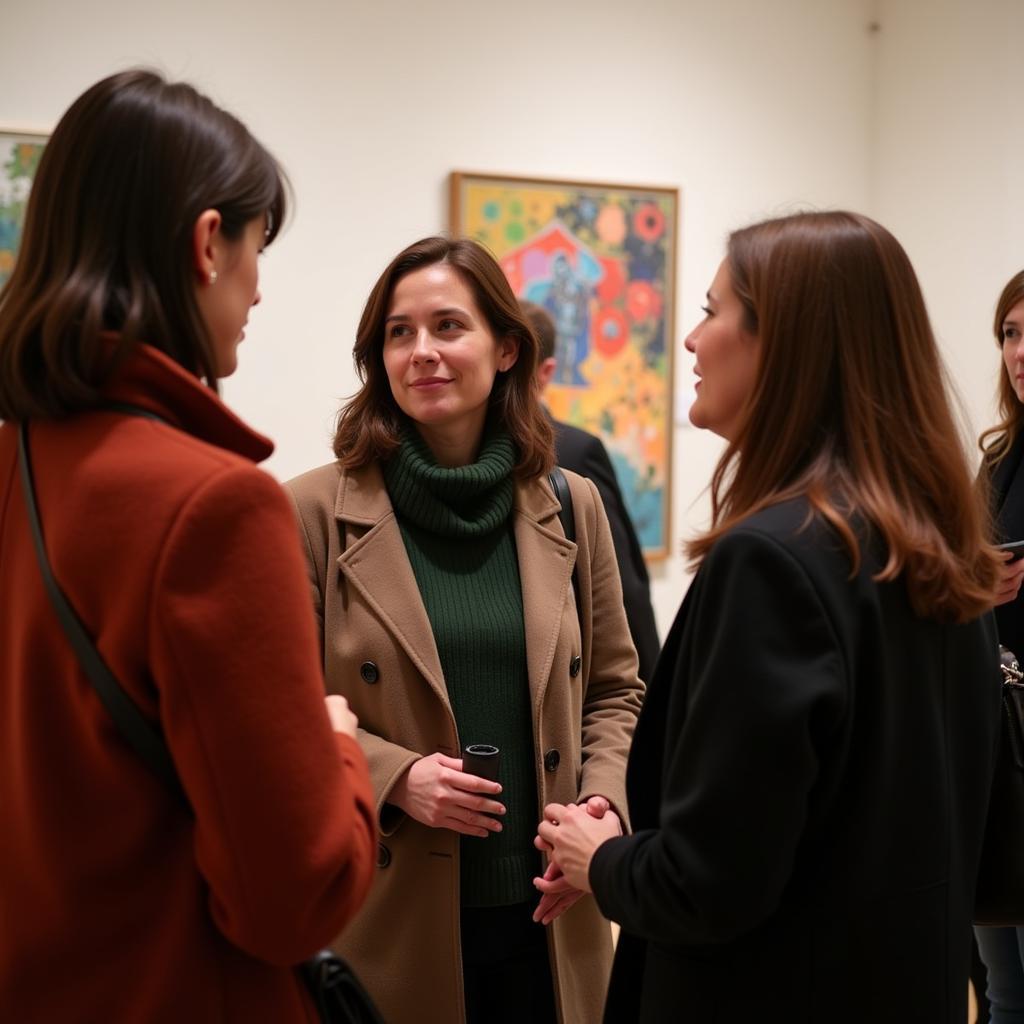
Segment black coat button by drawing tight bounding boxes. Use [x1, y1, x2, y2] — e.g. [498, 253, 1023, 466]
[377, 843, 391, 868]
[569, 654, 582, 677]
[544, 749, 560, 773]
[360, 661, 379, 684]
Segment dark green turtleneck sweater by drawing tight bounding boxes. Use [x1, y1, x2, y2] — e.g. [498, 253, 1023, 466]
[383, 428, 538, 907]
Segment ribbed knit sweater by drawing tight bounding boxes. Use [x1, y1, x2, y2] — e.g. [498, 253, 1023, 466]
[383, 427, 538, 907]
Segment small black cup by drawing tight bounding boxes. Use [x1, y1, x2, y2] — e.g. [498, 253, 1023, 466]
[462, 744, 500, 783]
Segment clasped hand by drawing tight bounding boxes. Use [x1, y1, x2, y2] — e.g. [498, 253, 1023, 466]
[532, 797, 622, 925]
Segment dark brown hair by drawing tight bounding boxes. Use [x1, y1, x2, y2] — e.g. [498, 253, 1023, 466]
[689, 210, 998, 623]
[979, 270, 1024, 472]
[520, 300, 556, 362]
[333, 236, 555, 478]
[0, 68, 287, 419]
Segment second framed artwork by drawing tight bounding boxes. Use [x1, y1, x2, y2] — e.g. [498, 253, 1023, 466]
[0, 128, 48, 290]
[450, 171, 678, 560]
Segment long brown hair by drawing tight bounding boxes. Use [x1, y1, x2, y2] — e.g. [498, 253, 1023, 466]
[979, 270, 1024, 472]
[333, 236, 554, 478]
[688, 211, 998, 623]
[0, 69, 287, 420]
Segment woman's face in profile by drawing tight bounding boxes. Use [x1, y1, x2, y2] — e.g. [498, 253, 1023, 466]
[195, 216, 265, 379]
[684, 259, 760, 441]
[381, 262, 519, 444]
[1001, 298, 1024, 405]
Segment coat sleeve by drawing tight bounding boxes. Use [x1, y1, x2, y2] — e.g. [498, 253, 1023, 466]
[150, 465, 377, 966]
[588, 526, 846, 944]
[576, 434, 661, 684]
[574, 474, 646, 826]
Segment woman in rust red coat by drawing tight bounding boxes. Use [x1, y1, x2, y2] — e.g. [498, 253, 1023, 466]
[0, 70, 376, 1022]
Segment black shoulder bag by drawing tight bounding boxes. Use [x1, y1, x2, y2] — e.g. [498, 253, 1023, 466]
[17, 413, 384, 1024]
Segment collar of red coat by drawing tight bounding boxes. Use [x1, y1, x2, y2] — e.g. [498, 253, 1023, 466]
[101, 340, 274, 464]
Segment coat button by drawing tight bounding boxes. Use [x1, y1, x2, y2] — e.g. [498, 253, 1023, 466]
[377, 843, 391, 868]
[360, 661, 379, 684]
[569, 654, 582, 677]
[544, 749, 560, 773]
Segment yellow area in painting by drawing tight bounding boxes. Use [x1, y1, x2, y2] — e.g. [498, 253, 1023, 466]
[463, 185, 570, 253]
[545, 345, 668, 487]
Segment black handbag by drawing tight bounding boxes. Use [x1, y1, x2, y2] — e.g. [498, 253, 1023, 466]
[301, 951, 384, 1024]
[17, 412, 384, 1024]
[975, 644, 1024, 925]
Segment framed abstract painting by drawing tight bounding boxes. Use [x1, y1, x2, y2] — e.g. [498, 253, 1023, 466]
[450, 171, 678, 559]
[0, 129, 47, 290]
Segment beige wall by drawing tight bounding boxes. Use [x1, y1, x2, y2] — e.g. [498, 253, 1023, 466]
[3, 0, 885, 635]
[871, 0, 1024, 455]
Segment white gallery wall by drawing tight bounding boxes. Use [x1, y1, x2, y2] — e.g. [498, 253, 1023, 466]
[871, 0, 1024, 450]
[3, 0, 1010, 638]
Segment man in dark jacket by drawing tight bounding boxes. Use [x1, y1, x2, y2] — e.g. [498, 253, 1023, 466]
[521, 301, 660, 683]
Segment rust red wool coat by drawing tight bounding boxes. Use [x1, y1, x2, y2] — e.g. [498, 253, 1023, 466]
[287, 460, 645, 1024]
[0, 344, 376, 1023]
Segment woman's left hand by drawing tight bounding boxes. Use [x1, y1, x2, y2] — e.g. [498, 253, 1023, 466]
[531, 796, 613, 924]
[536, 800, 623, 892]
[532, 861, 585, 925]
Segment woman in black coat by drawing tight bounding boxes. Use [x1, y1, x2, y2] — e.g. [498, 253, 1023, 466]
[536, 211, 1004, 1024]
[974, 269, 1024, 1023]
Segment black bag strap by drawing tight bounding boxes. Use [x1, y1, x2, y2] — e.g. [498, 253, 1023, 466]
[548, 466, 582, 624]
[17, 412, 186, 803]
[99, 400, 171, 423]
[548, 465, 574, 544]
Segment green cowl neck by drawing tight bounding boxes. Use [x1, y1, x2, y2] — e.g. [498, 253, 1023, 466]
[383, 426, 516, 539]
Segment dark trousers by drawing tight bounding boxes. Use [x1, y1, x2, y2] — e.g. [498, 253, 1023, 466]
[461, 901, 557, 1024]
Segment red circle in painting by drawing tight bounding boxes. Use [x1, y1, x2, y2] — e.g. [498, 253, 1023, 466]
[593, 306, 629, 358]
[626, 280, 663, 322]
[633, 203, 665, 243]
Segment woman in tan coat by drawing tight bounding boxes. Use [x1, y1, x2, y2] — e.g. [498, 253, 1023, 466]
[287, 236, 644, 1024]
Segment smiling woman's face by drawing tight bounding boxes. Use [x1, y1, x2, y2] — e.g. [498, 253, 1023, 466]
[1002, 299, 1024, 406]
[382, 262, 519, 461]
[684, 259, 761, 442]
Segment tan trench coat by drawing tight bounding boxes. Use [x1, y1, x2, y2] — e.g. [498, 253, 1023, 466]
[286, 460, 644, 1024]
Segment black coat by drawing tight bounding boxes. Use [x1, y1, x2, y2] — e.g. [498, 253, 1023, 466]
[590, 497, 1001, 1023]
[990, 433, 1024, 653]
[552, 418, 660, 683]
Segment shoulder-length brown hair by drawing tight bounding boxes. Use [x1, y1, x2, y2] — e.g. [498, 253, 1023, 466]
[979, 270, 1024, 473]
[333, 236, 554, 479]
[0, 68, 287, 420]
[688, 210, 998, 623]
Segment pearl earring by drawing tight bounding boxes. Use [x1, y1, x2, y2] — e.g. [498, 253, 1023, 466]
[208, 270, 218, 285]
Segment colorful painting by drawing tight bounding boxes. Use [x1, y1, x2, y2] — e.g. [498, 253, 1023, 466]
[451, 172, 678, 559]
[0, 131, 47, 290]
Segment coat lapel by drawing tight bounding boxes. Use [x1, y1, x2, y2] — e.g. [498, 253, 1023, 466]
[333, 464, 449, 709]
[514, 476, 576, 714]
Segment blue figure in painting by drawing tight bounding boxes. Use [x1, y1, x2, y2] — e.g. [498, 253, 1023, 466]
[544, 252, 590, 386]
